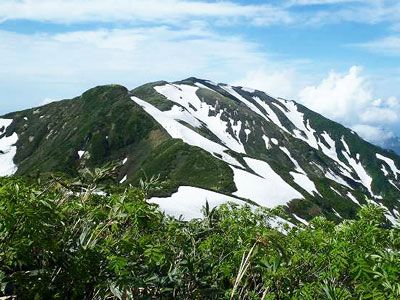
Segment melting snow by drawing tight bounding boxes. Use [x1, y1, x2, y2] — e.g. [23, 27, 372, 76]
[330, 187, 341, 196]
[293, 214, 309, 225]
[390, 180, 400, 191]
[220, 85, 268, 121]
[347, 192, 360, 206]
[0, 119, 18, 176]
[78, 151, 85, 159]
[279, 146, 318, 195]
[131, 96, 242, 168]
[376, 153, 400, 179]
[268, 216, 295, 234]
[154, 84, 245, 153]
[332, 208, 342, 219]
[342, 150, 374, 196]
[381, 164, 389, 176]
[253, 96, 290, 133]
[149, 186, 248, 220]
[319, 132, 353, 178]
[241, 86, 256, 93]
[119, 175, 127, 184]
[275, 100, 319, 149]
[194, 82, 215, 92]
[262, 135, 271, 149]
[231, 120, 242, 142]
[325, 170, 352, 189]
[122, 157, 128, 164]
[290, 171, 318, 195]
[244, 129, 251, 142]
[231, 157, 303, 207]
[341, 136, 351, 154]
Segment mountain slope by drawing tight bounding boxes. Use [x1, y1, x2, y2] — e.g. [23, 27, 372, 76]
[1, 78, 400, 223]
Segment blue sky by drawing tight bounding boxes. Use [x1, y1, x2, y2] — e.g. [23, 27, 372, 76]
[0, 0, 400, 144]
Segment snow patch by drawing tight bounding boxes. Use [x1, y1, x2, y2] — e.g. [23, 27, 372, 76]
[268, 216, 295, 234]
[319, 132, 353, 178]
[342, 150, 374, 196]
[293, 214, 309, 225]
[0, 119, 18, 176]
[253, 96, 290, 134]
[325, 169, 352, 189]
[244, 128, 251, 142]
[78, 151, 85, 159]
[149, 186, 248, 220]
[131, 96, 242, 168]
[347, 192, 360, 206]
[220, 85, 268, 122]
[262, 135, 271, 149]
[119, 175, 127, 184]
[376, 153, 400, 179]
[332, 208, 342, 219]
[275, 100, 319, 149]
[154, 84, 245, 153]
[279, 146, 318, 196]
[381, 164, 389, 176]
[231, 157, 303, 207]
[330, 187, 341, 196]
[241, 86, 256, 93]
[341, 136, 351, 154]
[194, 82, 215, 92]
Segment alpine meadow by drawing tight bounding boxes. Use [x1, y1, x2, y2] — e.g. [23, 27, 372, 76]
[1, 0, 400, 299]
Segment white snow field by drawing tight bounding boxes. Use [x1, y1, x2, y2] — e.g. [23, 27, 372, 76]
[231, 157, 302, 207]
[154, 84, 246, 153]
[0, 119, 18, 176]
[149, 186, 249, 220]
[376, 153, 400, 179]
[131, 96, 243, 168]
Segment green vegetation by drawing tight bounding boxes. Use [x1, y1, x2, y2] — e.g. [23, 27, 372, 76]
[4, 85, 169, 176]
[1, 173, 399, 299]
[131, 139, 236, 196]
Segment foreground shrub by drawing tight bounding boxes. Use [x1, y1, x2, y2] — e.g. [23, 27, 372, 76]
[0, 177, 399, 299]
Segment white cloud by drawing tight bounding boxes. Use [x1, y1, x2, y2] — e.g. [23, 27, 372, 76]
[351, 124, 394, 143]
[355, 35, 400, 56]
[298, 66, 400, 144]
[0, 0, 292, 26]
[291, 0, 400, 26]
[0, 0, 398, 28]
[288, 0, 365, 6]
[0, 25, 274, 112]
[298, 66, 371, 121]
[360, 97, 400, 124]
[233, 68, 301, 99]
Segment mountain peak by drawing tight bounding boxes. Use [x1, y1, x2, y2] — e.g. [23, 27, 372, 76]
[1, 78, 400, 223]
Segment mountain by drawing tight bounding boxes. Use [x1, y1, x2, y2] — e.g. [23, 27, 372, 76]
[1, 78, 400, 223]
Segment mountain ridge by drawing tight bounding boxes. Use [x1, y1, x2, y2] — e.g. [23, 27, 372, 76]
[1, 77, 400, 223]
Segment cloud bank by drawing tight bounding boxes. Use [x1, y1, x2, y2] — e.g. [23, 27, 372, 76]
[298, 66, 400, 143]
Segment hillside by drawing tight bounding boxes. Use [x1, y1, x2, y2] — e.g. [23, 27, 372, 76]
[1, 78, 400, 223]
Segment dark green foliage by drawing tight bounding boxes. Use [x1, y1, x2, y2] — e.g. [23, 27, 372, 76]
[0, 176, 399, 299]
[131, 139, 236, 196]
[3, 85, 169, 177]
[130, 81, 173, 111]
